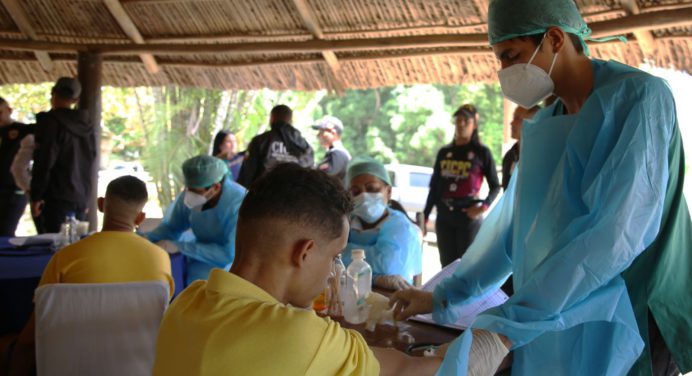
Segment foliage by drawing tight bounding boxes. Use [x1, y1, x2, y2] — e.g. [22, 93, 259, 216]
[317, 83, 505, 168]
[1, 82, 506, 209]
[0, 83, 53, 123]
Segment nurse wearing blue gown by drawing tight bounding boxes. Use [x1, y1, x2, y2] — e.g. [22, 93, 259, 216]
[145, 155, 246, 285]
[389, 1, 692, 375]
[341, 157, 423, 291]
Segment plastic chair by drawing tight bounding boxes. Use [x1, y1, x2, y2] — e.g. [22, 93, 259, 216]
[34, 281, 169, 376]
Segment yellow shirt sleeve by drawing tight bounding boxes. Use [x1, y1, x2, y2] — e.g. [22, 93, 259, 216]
[38, 253, 61, 286]
[306, 320, 380, 376]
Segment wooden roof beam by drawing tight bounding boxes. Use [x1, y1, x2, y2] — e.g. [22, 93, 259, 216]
[0, 6, 688, 56]
[103, 0, 160, 73]
[620, 0, 656, 56]
[291, 0, 344, 93]
[0, 33, 489, 54]
[0, 46, 495, 67]
[1, 0, 53, 71]
[590, 6, 692, 39]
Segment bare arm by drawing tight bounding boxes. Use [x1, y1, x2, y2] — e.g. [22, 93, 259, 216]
[372, 347, 441, 376]
[9, 312, 35, 376]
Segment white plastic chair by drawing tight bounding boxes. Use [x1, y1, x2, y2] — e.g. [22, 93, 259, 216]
[34, 281, 169, 376]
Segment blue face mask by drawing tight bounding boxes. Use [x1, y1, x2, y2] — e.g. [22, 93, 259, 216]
[353, 192, 387, 224]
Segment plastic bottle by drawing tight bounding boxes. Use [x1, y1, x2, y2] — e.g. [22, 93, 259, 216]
[66, 212, 79, 244]
[343, 249, 372, 324]
[52, 215, 73, 250]
[327, 255, 346, 317]
[338, 259, 348, 311]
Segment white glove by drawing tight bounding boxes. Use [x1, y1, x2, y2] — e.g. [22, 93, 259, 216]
[374, 275, 411, 291]
[364, 292, 394, 331]
[467, 330, 510, 376]
[157, 240, 180, 254]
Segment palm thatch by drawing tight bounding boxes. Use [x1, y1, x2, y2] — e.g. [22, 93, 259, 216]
[0, 0, 689, 90]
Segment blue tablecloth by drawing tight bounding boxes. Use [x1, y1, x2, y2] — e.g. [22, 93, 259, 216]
[0, 236, 186, 335]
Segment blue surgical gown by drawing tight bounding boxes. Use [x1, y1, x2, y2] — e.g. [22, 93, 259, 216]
[342, 208, 423, 284]
[434, 59, 684, 375]
[145, 177, 246, 285]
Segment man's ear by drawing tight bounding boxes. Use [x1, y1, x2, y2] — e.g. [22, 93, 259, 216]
[290, 238, 316, 268]
[97, 197, 105, 213]
[134, 211, 146, 227]
[546, 26, 566, 54]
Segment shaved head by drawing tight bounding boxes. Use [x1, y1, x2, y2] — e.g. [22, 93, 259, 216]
[99, 175, 148, 228]
[231, 164, 352, 308]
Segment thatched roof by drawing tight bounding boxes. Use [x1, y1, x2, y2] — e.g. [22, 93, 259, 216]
[0, 0, 690, 90]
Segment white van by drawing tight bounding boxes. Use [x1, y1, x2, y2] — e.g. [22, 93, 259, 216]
[385, 164, 435, 232]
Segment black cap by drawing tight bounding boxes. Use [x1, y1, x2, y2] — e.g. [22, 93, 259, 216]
[52, 77, 81, 99]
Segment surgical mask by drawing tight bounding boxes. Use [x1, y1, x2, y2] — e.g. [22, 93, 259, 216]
[183, 190, 210, 210]
[497, 34, 558, 109]
[353, 192, 387, 224]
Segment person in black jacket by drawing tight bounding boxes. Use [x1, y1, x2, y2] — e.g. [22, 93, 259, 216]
[423, 104, 501, 267]
[236, 105, 314, 188]
[0, 97, 33, 236]
[30, 77, 96, 233]
[313, 115, 351, 185]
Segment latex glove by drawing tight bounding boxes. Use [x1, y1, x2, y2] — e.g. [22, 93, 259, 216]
[388, 288, 434, 321]
[364, 292, 394, 331]
[467, 330, 510, 376]
[157, 240, 179, 254]
[375, 275, 411, 291]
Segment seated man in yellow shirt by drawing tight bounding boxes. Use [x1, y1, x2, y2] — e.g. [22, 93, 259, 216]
[153, 164, 441, 376]
[8, 175, 174, 375]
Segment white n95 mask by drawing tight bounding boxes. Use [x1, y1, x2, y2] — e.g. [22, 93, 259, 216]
[183, 191, 208, 210]
[498, 34, 558, 109]
[353, 192, 387, 224]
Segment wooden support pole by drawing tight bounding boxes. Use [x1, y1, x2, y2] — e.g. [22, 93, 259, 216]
[103, 0, 160, 73]
[620, 0, 656, 56]
[1, 0, 53, 71]
[291, 0, 345, 93]
[77, 52, 102, 231]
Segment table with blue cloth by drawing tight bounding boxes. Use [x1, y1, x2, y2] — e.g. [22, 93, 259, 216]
[0, 236, 186, 336]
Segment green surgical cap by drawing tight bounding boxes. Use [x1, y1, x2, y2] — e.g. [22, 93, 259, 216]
[488, 0, 625, 56]
[182, 155, 229, 189]
[347, 157, 392, 186]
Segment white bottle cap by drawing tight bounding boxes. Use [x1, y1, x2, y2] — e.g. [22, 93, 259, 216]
[351, 249, 365, 259]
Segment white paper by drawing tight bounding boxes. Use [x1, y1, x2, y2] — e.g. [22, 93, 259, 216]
[410, 259, 509, 330]
[9, 233, 58, 247]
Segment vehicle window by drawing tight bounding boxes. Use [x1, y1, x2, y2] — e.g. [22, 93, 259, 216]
[388, 171, 396, 186]
[409, 172, 431, 187]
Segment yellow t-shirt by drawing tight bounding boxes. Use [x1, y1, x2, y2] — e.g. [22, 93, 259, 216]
[152, 269, 380, 376]
[39, 231, 174, 296]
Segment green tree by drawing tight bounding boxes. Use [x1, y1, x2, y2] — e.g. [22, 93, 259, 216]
[317, 83, 504, 168]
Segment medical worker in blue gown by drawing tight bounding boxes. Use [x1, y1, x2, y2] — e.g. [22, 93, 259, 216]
[341, 157, 423, 291]
[145, 155, 246, 285]
[389, 1, 692, 375]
